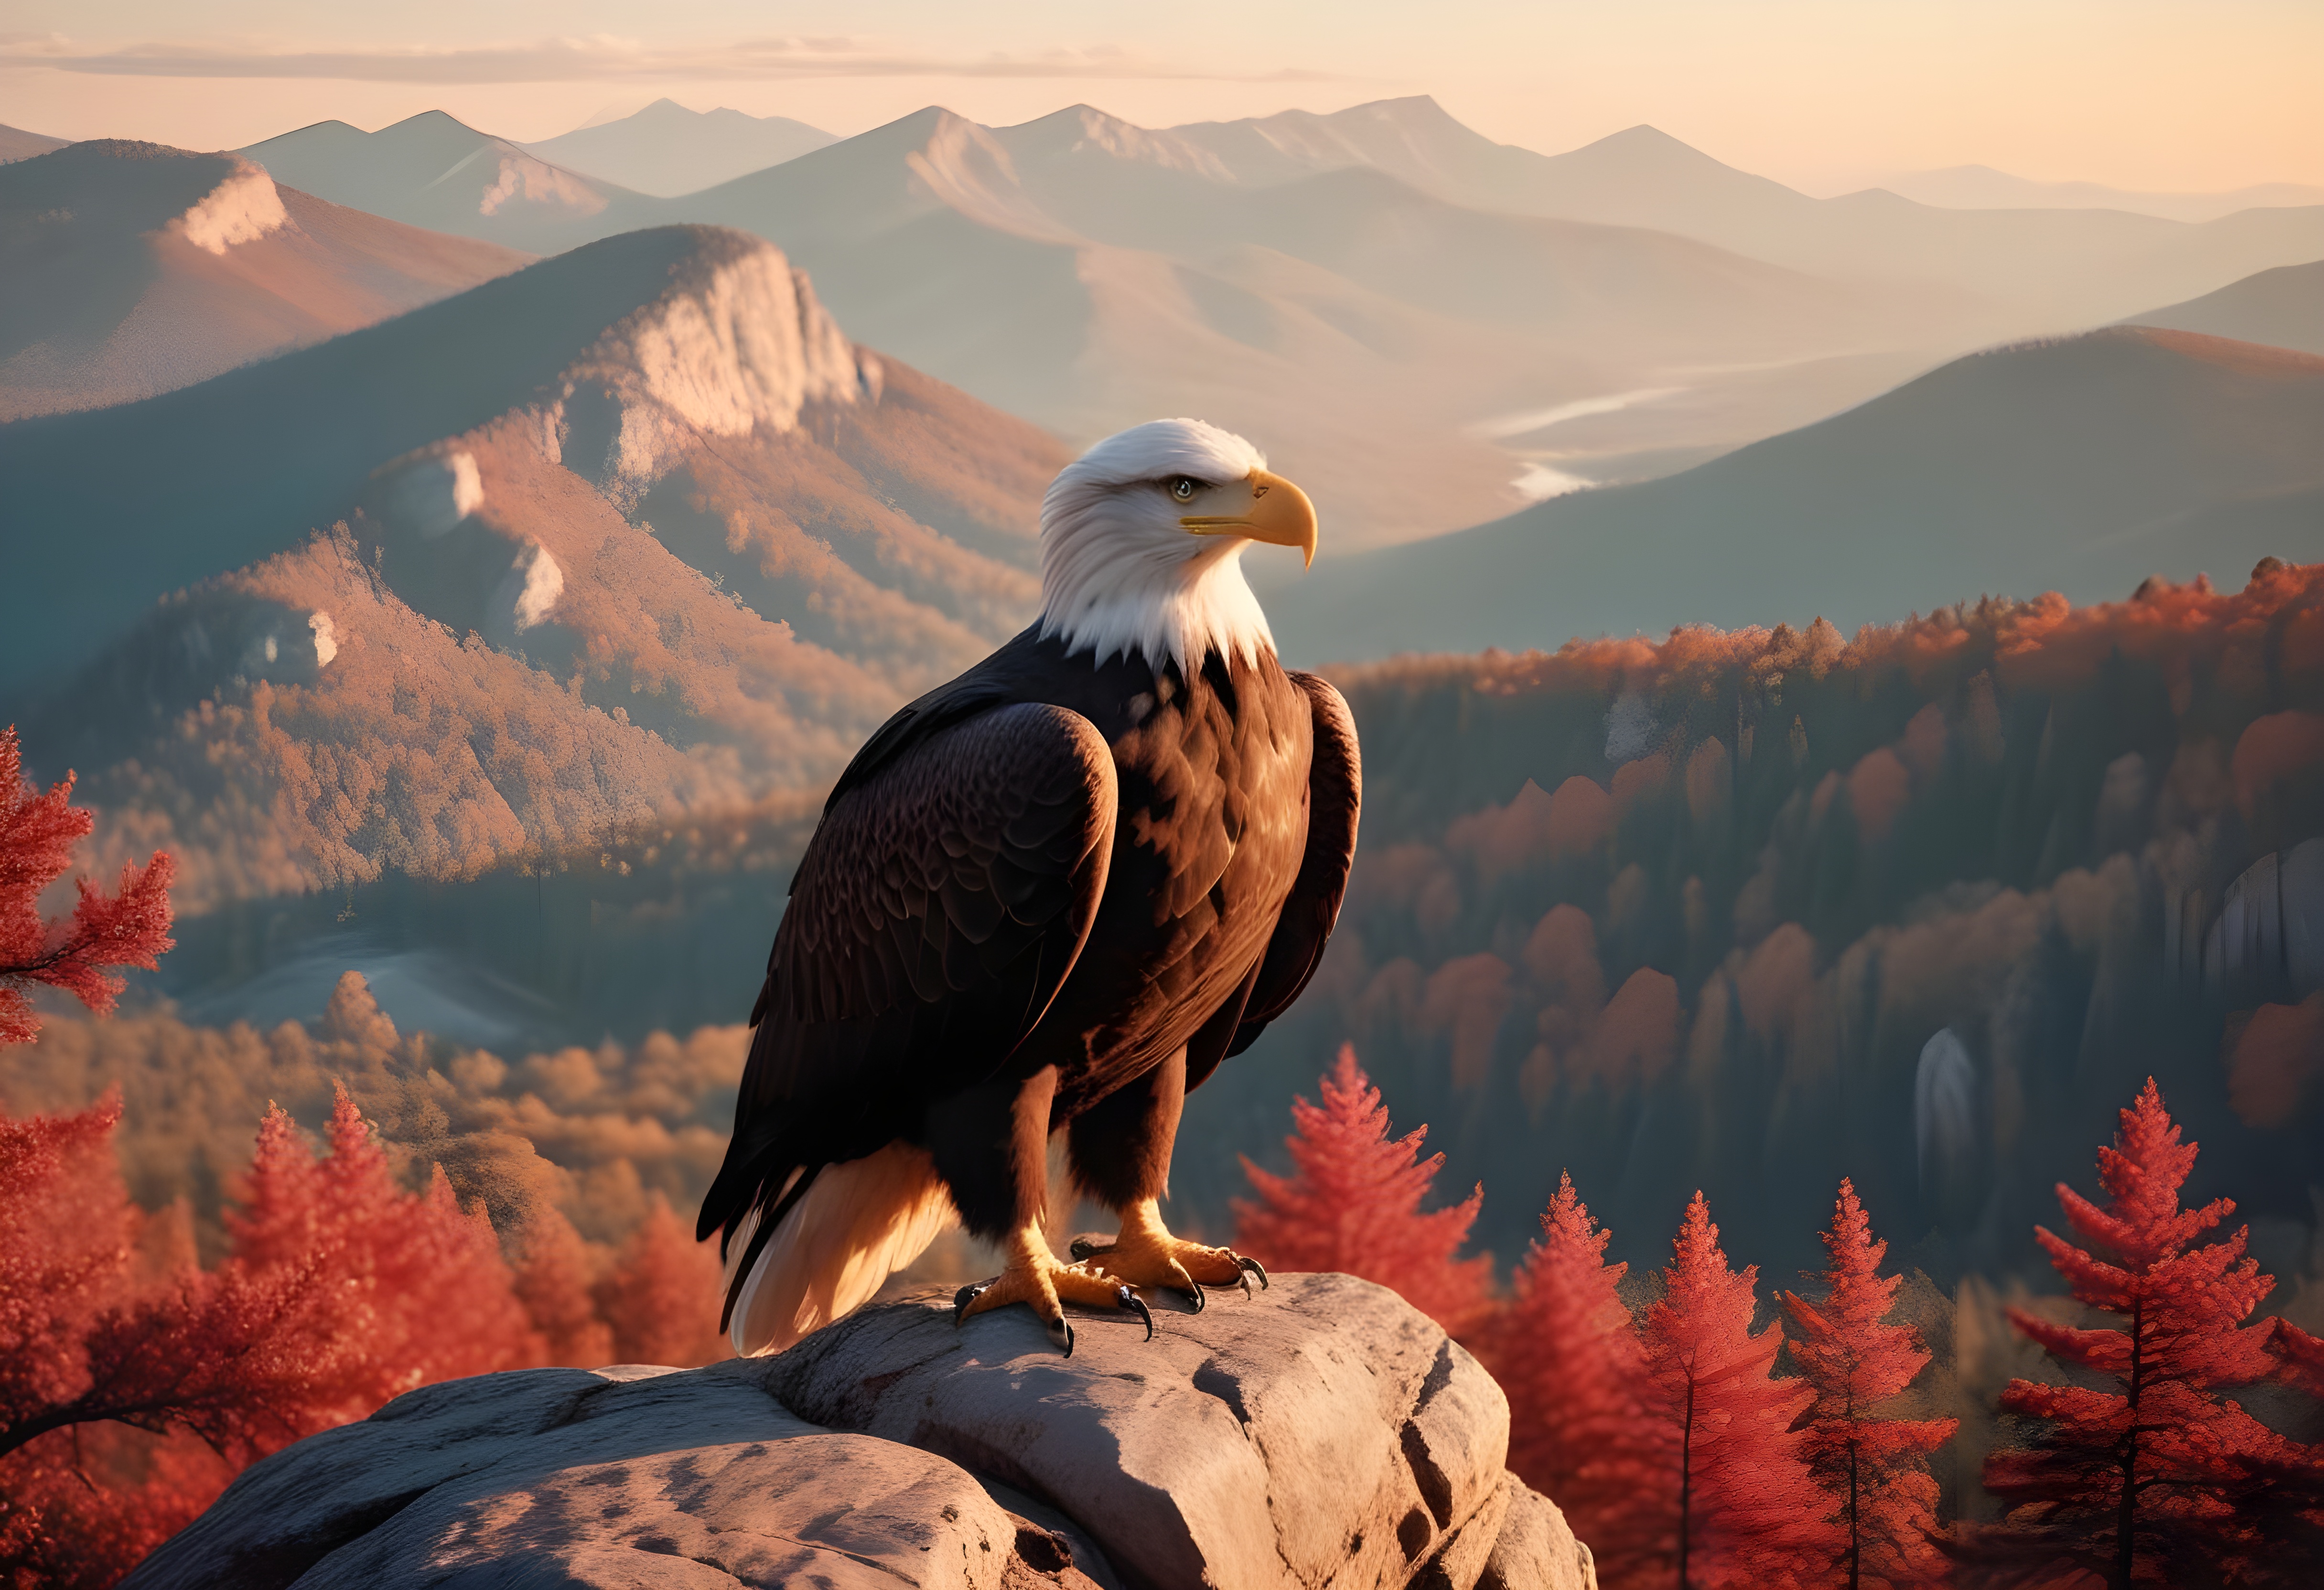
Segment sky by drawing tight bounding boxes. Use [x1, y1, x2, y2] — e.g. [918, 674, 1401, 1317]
[2, 0, 2319, 194]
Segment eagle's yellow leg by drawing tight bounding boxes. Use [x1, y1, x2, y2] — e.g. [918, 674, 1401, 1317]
[1072, 1198, 1269, 1313]
[954, 1220, 1153, 1355]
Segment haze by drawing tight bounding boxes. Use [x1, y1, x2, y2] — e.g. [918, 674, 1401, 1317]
[5, 0, 2319, 196]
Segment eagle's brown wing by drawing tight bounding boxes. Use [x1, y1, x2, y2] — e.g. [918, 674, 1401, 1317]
[698, 701, 1117, 1289]
[1198, 670, 1361, 1083]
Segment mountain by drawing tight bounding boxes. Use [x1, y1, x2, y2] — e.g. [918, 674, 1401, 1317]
[662, 104, 1954, 548]
[0, 140, 529, 419]
[2126, 258, 2324, 355]
[237, 111, 657, 252]
[1884, 164, 2324, 224]
[521, 99, 834, 197]
[1170, 101, 2324, 333]
[1268, 327, 2324, 662]
[0, 123, 68, 163]
[1, 225, 1065, 913]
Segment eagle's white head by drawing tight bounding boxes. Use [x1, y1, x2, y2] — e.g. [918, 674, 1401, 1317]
[1037, 419, 1319, 672]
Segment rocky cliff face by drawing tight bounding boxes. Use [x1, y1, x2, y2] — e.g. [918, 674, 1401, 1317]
[123, 1274, 1593, 1590]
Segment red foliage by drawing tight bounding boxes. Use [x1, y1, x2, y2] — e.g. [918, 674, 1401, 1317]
[1233, 1044, 1493, 1334]
[226, 1086, 548, 1421]
[1481, 1171, 1666, 1585]
[0, 726, 174, 1045]
[592, 1192, 728, 1367]
[1779, 1180, 1958, 1590]
[1973, 1080, 2306, 1588]
[515, 1204, 615, 1368]
[0, 1094, 322, 1585]
[1640, 1191, 1829, 1590]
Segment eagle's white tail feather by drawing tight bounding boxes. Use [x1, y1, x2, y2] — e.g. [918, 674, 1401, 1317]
[725, 1143, 957, 1357]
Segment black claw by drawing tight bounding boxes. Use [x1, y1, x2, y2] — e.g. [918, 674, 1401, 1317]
[954, 1280, 992, 1324]
[1068, 1235, 1115, 1262]
[1181, 1279, 1207, 1314]
[1116, 1284, 1156, 1342]
[1236, 1254, 1269, 1292]
[1054, 1316, 1076, 1356]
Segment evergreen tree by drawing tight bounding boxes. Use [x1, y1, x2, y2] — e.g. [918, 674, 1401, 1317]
[1235, 1044, 1493, 1334]
[1971, 1080, 2296, 1588]
[593, 1192, 726, 1366]
[0, 725, 174, 1046]
[1779, 1180, 1957, 1589]
[1483, 1170, 1667, 1586]
[515, 1204, 615, 1368]
[1642, 1191, 1829, 1589]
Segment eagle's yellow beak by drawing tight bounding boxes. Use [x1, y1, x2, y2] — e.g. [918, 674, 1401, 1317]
[1180, 469, 1319, 569]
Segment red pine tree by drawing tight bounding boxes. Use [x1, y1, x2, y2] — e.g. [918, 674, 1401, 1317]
[227, 1086, 547, 1419]
[1482, 1170, 1667, 1586]
[593, 1192, 728, 1366]
[1234, 1044, 1493, 1334]
[1780, 1180, 1958, 1590]
[0, 1094, 325, 1586]
[0, 725, 174, 1045]
[1973, 1079, 2295, 1589]
[1641, 1191, 1829, 1590]
[516, 1204, 615, 1368]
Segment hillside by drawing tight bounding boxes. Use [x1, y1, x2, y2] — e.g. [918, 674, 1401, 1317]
[2126, 258, 2324, 355]
[520, 99, 833, 196]
[0, 122, 67, 162]
[1186, 562, 2324, 1284]
[662, 104, 1955, 547]
[1270, 327, 2324, 663]
[238, 111, 658, 252]
[0, 140, 530, 418]
[3, 225, 1065, 917]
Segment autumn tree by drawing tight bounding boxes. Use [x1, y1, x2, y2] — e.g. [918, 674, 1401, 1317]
[0, 1094, 326, 1586]
[1482, 1170, 1666, 1585]
[1234, 1044, 1493, 1334]
[1780, 1180, 1958, 1590]
[1970, 1080, 2300, 1588]
[593, 1192, 728, 1366]
[515, 1203, 616, 1368]
[1641, 1191, 1829, 1590]
[0, 725, 174, 1046]
[227, 1086, 548, 1420]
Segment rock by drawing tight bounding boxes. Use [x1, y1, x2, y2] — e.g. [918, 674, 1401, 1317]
[126, 1274, 1589, 1590]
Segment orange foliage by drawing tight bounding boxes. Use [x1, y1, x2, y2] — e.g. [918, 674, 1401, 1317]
[593, 1192, 728, 1367]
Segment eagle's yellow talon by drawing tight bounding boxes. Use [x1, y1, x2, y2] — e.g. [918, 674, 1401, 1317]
[953, 1228, 1154, 1353]
[1086, 1198, 1262, 1311]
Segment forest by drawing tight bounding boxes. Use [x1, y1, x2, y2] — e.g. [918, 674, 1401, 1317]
[8, 562, 2324, 1587]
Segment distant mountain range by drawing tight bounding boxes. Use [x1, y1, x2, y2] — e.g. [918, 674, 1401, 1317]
[239, 111, 660, 253]
[2129, 260, 2324, 356]
[1883, 163, 2324, 225]
[520, 100, 834, 197]
[0, 122, 67, 163]
[221, 97, 2324, 548]
[1, 226, 1065, 909]
[0, 140, 527, 419]
[1270, 325, 2324, 662]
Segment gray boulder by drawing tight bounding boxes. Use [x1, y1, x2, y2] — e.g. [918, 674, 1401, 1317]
[126, 1273, 1593, 1590]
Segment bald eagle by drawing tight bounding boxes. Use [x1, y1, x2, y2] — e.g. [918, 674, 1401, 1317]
[699, 419, 1360, 1356]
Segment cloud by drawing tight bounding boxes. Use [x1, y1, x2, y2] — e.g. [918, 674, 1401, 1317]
[0, 35, 1343, 86]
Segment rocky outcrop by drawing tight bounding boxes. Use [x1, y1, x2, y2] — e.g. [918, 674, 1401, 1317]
[125, 1273, 1593, 1590]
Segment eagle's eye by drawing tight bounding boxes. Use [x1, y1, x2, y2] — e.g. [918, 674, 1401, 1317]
[1167, 477, 1200, 503]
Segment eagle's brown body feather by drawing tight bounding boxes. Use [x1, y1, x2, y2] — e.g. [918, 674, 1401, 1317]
[700, 624, 1359, 1330]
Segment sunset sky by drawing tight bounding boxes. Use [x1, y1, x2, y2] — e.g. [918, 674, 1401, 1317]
[3, 0, 2319, 194]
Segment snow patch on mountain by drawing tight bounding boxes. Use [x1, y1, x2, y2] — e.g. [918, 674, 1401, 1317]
[168, 159, 289, 255]
[477, 153, 607, 218]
